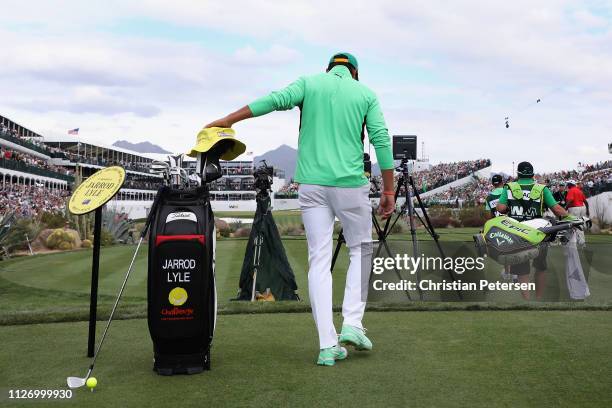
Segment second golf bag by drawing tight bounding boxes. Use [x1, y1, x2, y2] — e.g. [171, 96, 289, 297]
[473, 215, 587, 265]
[147, 186, 216, 375]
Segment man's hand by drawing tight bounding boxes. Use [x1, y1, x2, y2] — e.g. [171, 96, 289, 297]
[378, 194, 395, 219]
[204, 117, 233, 129]
[204, 106, 254, 129]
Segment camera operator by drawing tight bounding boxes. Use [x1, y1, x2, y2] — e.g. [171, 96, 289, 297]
[205, 52, 395, 366]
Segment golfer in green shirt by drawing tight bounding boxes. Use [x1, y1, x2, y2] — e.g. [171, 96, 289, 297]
[205, 53, 395, 366]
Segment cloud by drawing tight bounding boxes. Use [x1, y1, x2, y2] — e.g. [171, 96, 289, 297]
[233, 45, 302, 66]
[1, 0, 611, 173]
[13, 86, 161, 117]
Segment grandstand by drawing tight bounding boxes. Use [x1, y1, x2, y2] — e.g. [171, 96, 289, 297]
[2, 113, 290, 218]
[423, 160, 612, 208]
[1, 112, 610, 220]
[181, 158, 286, 212]
[42, 137, 162, 218]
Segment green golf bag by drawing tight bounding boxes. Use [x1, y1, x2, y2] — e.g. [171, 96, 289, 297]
[473, 216, 583, 266]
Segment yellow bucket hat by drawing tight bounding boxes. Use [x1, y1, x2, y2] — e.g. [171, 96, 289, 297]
[186, 127, 246, 160]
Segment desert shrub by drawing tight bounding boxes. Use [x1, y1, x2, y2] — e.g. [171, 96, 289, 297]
[40, 211, 69, 229]
[58, 241, 73, 250]
[279, 222, 305, 236]
[2, 218, 42, 252]
[81, 239, 93, 248]
[46, 229, 75, 250]
[100, 229, 115, 246]
[427, 207, 460, 228]
[458, 206, 487, 227]
[228, 221, 243, 232]
[102, 209, 133, 244]
[390, 219, 405, 234]
[234, 227, 252, 238]
[219, 227, 231, 238]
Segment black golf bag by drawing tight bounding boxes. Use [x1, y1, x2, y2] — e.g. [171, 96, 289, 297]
[147, 186, 216, 375]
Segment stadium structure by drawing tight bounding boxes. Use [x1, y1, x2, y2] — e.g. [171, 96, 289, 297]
[0, 114, 288, 218]
[2, 113, 610, 222]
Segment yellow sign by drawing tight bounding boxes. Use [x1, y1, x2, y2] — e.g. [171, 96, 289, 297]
[68, 166, 126, 215]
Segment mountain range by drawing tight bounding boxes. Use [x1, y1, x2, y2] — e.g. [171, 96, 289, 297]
[112, 140, 378, 181]
[254, 144, 298, 181]
[253, 144, 380, 180]
[112, 140, 171, 154]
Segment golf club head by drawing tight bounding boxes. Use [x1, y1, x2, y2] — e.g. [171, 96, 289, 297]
[67, 376, 86, 389]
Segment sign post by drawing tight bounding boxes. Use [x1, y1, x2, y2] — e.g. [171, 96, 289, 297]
[68, 166, 126, 357]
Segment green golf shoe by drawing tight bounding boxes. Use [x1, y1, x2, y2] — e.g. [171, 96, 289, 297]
[316, 345, 348, 366]
[339, 325, 372, 351]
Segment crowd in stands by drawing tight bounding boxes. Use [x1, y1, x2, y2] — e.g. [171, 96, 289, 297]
[0, 184, 68, 217]
[423, 163, 612, 207]
[542, 168, 612, 198]
[0, 123, 54, 156]
[65, 151, 152, 174]
[273, 159, 492, 199]
[209, 177, 255, 191]
[0, 147, 74, 178]
[411, 159, 491, 193]
[423, 176, 490, 206]
[367, 158, 490, 198]
[123, 178, 160, 190]
[223, 166, 254, 176]
[275, 182, 299, 198]
[580, 160, 611, 174]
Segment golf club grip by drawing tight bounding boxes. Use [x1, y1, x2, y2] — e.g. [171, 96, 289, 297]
[539, 223, 576, 234]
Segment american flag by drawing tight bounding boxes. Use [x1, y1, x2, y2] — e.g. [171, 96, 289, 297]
[68, 128, 79, 135]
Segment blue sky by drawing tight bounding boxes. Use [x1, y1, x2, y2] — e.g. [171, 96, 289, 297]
[1, 0, 611, 174]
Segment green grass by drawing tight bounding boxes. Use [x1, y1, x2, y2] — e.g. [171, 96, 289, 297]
[0, 240, 324, 325]
[1, 311, 611, 407]
[1, 229, 611, 325]
[1, 227, 611, 407]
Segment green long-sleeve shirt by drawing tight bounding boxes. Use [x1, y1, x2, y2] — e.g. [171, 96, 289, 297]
[248, 65, 393, 187]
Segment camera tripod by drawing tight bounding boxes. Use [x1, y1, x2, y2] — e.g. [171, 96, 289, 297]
[331, 158, 463, 301]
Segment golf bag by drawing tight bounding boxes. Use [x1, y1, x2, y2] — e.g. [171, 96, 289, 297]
[474, 216, 587, 266]
[147, 186, 216, 375]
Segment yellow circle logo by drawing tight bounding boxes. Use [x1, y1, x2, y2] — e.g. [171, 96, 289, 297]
[168, 287, 188, 306]
[68, 166, 126, 215]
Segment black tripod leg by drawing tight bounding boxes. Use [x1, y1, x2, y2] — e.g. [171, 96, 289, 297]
[372, 211, 387, 258]
[330, 229, 345, 274]
[371, 213, 412, 300]
[383, 211, 404, 240]
[410, 177, 463, 300]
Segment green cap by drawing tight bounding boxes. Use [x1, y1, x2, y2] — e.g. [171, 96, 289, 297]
[328, 52, 358, 70]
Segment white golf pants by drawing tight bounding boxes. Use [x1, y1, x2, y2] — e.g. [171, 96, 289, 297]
[299, 184, 373, 349]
